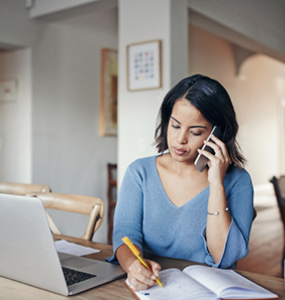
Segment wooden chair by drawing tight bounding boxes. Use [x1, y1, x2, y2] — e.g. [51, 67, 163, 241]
[0, 182, 51, 195]
[107, 163, 117, 245]
[270, 175, 285, 276]
[29, 192, 104, 241]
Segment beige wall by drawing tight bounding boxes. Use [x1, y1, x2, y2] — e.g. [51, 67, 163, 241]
[237, 55, 285, 185]
[189, 25, 285, 186]
[187, 0, 285, 64]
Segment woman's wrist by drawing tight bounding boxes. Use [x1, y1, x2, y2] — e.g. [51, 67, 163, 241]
[208, 184, 227, 210]
[117, 244, 139, 273]
[209, 181, 224, 191]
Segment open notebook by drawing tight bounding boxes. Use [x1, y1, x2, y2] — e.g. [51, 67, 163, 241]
[126, 265, 279, 300]
[0, 193, 125, 296]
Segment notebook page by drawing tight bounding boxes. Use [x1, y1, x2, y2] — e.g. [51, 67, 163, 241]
[183, 265, 278, 299]
[128, 268, 217, 300]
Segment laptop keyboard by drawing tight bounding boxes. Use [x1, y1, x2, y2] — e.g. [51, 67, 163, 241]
[62, 267, 97, 286]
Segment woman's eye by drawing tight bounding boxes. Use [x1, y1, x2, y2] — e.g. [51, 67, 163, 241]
[171, 125, 180, 129]
[191, 131, 202, 136]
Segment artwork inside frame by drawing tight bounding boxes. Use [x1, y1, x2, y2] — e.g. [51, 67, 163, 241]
[127, 40, 162, 91]
[100, 48, 118, 136]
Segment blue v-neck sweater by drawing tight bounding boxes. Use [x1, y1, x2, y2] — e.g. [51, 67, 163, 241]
[107, 155, 254, 269]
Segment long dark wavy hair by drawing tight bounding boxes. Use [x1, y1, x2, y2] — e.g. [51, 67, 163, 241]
[154, 74, 246, 170]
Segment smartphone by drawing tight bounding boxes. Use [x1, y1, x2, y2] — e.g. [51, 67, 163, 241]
[194, 126, 222, 173]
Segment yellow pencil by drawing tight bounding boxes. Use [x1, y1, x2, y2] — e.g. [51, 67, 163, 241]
[122, 237, 163, 288]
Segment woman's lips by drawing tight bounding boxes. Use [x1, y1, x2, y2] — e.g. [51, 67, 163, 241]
[174, 147, 186, 156]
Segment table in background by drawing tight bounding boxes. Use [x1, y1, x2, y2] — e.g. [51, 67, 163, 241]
[1, 235, 284, 300]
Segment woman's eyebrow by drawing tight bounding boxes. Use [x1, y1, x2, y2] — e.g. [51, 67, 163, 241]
[190, 125, 207, 129]
[170, 116, 180, 124]
[170, 116, 207, 129]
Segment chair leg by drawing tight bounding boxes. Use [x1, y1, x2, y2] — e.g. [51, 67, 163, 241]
[281, 229, 285, 278]
[46, 212, 61, 235]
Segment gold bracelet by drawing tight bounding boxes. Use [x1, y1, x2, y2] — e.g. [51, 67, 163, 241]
[208, 207, 229, 216]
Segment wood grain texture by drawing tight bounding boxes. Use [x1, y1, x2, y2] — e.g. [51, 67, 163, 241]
[237, 204, 284, 278]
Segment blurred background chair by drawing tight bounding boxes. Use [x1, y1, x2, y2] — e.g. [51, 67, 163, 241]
[0, 182, 51, 195]
[29, 192, 104, 241]
[270, 175, 285, 277]
[107, 163, 117, 245]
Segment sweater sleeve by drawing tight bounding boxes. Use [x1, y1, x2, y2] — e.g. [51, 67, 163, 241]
[106, 162, 144, 263]
[201, 170, 254, 269]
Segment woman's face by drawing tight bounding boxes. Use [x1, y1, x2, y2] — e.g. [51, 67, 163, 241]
[167, 98, 213, 164]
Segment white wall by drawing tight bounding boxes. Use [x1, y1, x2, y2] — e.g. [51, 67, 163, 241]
[117, 0, 188, 184]
[30, 0, 99, 18]
[32, 6, 118, 243]
[0, 49, 32, 183]
[0, 0, 118, 243]
[0, 0, 35, 48]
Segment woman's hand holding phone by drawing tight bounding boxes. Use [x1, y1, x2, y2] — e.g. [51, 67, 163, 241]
[194, 126, 222, 173]
[200, 130, 232, 264]
[197, 133, 231, 185]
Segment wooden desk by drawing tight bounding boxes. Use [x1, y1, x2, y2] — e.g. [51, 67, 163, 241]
[1, 235, 285, 299]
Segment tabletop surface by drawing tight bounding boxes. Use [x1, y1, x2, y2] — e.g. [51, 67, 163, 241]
[1, 234, 284, 300]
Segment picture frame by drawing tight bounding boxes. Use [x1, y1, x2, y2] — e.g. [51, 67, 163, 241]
[127, 40, 162, 91]
[100, 48, 118, 136]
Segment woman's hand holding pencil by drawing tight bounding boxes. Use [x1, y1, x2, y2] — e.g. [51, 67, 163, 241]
[122, 237, 163, 290]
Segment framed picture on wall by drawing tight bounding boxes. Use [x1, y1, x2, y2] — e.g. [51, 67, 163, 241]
[100, 48, 118, 136]
[127, 40, 162, 91]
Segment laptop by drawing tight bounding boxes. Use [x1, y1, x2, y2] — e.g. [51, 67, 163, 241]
[0, 193, 126, 296]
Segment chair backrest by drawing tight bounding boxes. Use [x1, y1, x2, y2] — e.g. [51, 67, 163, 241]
[0, 182, 51, 195]
[270, 176, 285, 223]
[29, 192, 104, 241]
[270, 175, 285, 276]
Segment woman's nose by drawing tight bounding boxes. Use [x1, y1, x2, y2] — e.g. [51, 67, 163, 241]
[177, 131, 187, 144]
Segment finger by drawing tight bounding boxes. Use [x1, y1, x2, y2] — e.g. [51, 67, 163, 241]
[197, 148, 216, 161]
[199, 144, 230, 173]
[210, 135, 230, 159]
[203, 140, 223, 158]
[203, 138, 230, 166]
[129, 277, 151, 292]
[129, 268, 158, 291]
[148, 260, 161, 278]
[210, 133, 222, 142]
[130, 261, 157, 286]
[197, 149, 223, 169]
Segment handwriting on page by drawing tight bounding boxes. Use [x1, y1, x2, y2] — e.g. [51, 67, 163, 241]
[138, 269, 216, 300]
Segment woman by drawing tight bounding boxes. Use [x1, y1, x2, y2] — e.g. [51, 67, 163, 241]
[107, 74, 254, 291]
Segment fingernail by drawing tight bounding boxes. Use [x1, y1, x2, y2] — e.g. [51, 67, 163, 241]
[151, 275, 156, 280]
